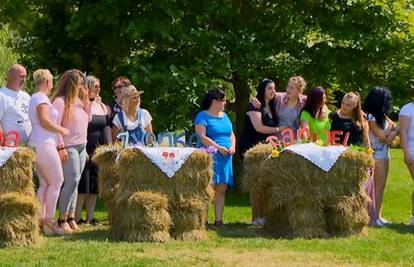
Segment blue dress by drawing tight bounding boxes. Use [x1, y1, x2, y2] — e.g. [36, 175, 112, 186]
[194, 111, 234, 186]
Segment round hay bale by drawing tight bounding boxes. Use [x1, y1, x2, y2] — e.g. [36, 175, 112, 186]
[0, 193, 39, 247]
[265, 205, 292, 236]
[0, 148, 35, 196]
[114, 191, 172, 242]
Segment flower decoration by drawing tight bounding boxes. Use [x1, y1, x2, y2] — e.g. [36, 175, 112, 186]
[271, 149, 280, 158]
[315, 139, 324, 146]
[366, 148, 374, 155]
[169, 152, 175, 158]
[162, 151, 169, 157]
[200, 145, 218, 154]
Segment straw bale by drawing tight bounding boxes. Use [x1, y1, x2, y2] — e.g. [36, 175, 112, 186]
[324, 190, 370, 236]
[113, 191, 171, 242]
[0, 193, 39, 247]
[265, 205, 292, 236]
[169, 197, 208, 241]
[0, 148, 35, 196]
[243, 143, 372, 238]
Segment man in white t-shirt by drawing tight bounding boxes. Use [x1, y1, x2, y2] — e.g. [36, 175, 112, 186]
[0, 64, 32, 144]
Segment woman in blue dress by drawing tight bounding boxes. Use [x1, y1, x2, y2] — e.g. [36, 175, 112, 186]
[194, 88, 235, 227]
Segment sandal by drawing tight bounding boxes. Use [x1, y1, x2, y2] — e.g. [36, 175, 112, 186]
[89, 218, 100, 226]
[43, 220, 64, 236]
[77, 218, 87, 225]
[58, 219, 73, 233]
[67, 217, 80, 231]
[214, 220, 224, 227]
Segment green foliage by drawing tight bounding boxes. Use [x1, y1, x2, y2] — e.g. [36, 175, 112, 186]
[0, 25, 19, 86]
[0, 0, 413, 135]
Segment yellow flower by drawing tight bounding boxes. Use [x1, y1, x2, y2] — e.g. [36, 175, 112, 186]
[271, 149, 280, 158]
[366, 148, 374, 155]
[315, 139, 324, 146]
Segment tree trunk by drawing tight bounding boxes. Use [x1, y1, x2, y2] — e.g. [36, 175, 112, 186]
[231, 71, 250, 160]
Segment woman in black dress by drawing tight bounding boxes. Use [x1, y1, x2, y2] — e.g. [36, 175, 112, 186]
[239, 78, 280, 225]
[75, 76, 112, 225]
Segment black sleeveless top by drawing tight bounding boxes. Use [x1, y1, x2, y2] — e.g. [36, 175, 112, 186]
[239, 103, 278, 156]
[329, 111, 363, 146]
[86, 114, 109, 155]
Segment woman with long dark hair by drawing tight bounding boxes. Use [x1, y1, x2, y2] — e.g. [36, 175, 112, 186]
[194, 88, 235, 227]
[239, 78, 279, 225]
[299, 86, 331, 143]
[363, 86, 397, 226]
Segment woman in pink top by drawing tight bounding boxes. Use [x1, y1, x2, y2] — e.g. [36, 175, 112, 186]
[52, 69, 90, 233]
[29, 69, 69, 235]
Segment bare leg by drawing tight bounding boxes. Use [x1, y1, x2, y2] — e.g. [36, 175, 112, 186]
[86, 194, 98, 222]
[214, 183, 228, 223]
[75, 193, 86, 222]
[374, 159, 389, 220]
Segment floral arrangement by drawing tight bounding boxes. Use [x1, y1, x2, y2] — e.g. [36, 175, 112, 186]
[199, 145, 218, 155]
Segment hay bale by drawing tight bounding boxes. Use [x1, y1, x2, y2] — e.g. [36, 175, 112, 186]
[93, 143, 123, 225]
[170, 197, 208, 241]
[324, 190, 370, 236]
[244, 143, 373, 238]
[113, 191, 171, 242]
[0, 148, 35, 196]
[0, 193, 39, 247]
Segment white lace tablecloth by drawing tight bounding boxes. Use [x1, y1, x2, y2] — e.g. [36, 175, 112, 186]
[283, 143, 348, 172]
[132, 147, 198, 178]
[0, 147, 18, 167]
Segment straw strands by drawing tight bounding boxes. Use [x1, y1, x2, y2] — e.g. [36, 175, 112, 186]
[243, 143, 373, 238]
[93, 145, 213, 242]
[0, 148, 39, 247]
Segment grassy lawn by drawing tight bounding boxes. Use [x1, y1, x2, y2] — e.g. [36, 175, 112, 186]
[1, 149, 414, 266]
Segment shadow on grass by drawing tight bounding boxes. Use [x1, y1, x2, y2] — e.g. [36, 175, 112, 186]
[385, 223, 414, 234]
[211, 222, 279, 239]
[61, 226, 122, 243]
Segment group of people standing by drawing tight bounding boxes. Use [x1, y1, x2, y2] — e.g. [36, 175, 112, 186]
[1, 63, 414, 234]
[195, 75, 412, 228]
[0, 64, 153, 235]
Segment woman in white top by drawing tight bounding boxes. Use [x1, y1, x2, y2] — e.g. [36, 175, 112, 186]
[28, 69, 69, 235]
[112, 85, 153, 145]
[399, 80, 414, 225]
[363, 86, 397, 227]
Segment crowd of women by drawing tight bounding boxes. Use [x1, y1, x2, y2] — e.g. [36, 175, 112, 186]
[195, 76, 411, 228]
[0, 65, 153, 235]
[1, 64, 414, 235]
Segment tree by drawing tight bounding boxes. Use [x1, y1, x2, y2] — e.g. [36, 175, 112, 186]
[1, 0, 413, 156]
[0, 25, 19, 86]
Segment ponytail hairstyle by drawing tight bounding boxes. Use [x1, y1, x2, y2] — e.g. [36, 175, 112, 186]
[200, 88, 226, 110]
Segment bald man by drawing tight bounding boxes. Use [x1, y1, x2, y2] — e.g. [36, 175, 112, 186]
[0, 64, 32, 144]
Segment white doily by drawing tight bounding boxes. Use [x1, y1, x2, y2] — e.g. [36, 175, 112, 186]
[133, 147, 197, 178]
[0, 146, 18, 167]
[283, 143, 348, 172]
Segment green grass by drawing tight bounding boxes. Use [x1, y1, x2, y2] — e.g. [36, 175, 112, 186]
[1, 149, 414, 266]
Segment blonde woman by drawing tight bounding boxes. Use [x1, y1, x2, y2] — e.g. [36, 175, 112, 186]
[53, 69, 90, 233]
[28, 69, 69, 235]
[329, 92, 370, 146]
[75, 76, 111, 226]
[111, 85, 153, 144]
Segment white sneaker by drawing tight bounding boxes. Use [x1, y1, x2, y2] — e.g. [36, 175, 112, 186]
[408, 216, 414, 226]
[379, 217, 391, 225]
[257, 218, 266, 225]
[251, 219, 261, 226]
[373, 219, 385, 227]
